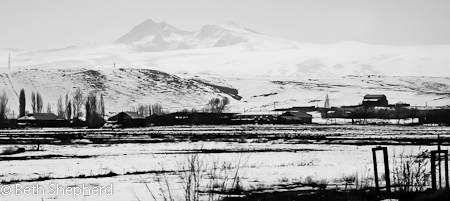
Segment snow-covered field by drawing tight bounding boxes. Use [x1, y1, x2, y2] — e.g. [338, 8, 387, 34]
[0, 125, 448, 200]
[1, 19, 449, 200]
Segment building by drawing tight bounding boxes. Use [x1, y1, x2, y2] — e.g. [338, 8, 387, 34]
[273, 106, 317, 112]
[17, 113, 68, 127]
[149, 112, 235, 126]
[278, 111, 312, 124]
[231, 112, 277, 124]
[362, 94, 388, 107]
[189, 113, 235, 125]
[108, 112, 146, 127]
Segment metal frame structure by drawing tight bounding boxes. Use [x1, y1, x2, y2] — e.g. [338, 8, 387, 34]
[372, 146, 391, 194]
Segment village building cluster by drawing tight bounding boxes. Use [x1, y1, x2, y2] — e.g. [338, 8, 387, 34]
[5, 94, 450, 128]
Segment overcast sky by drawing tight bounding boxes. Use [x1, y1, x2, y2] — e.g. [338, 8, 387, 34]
[1, 0, 450, 51]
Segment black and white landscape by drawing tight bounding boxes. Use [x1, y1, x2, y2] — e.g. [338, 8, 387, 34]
[1, 1, 450, 201]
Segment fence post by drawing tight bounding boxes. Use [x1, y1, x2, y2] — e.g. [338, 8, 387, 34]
[430, 150, 449, 191]
[372, 146, 391, 194]
[383, 147, 391, 193]
[372, 148, 379, 194]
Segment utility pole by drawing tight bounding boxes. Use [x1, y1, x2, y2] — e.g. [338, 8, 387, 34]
[114, 62, 115, 68]
[8, 53, 10, 70]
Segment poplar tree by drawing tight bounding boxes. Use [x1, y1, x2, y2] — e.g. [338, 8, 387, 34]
[36, 92, 43, 113]
[31, 92, 36, 113]
[19, 89, 26, 117]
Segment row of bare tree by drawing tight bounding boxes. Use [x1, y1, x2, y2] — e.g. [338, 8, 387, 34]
[130, 103, 164, 117]
[18, 88, 100, 119]
[1, 87, 232, 128]
[15, 88, 105, 127]
[130, 96, 230, 116]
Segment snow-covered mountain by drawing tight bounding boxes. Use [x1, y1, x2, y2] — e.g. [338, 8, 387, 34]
[0, 19, 450, 114]
[4, 19, 450, 77]
[116, 19, 194, 51]
[115, 19, 297, 51]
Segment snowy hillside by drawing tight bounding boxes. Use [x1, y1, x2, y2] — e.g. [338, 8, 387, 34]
[0, 67, 243, 115]
[0, 67, 448, 115]
[0, 19, 449, 114]
[190, 74, 450, 113]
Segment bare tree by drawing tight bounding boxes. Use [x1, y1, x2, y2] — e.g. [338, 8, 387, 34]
[151, 103, 164, 115]
[85, 92, 104, 128]
[72, 88, 84, 119]
[31, 91, 36, 113]
[135, 104, 145, 116]
[0, 91, 9, 124]
[205, 97, 230, 113]
[66, 101, 72, 120]
[132, 104, 156, 117]
[57, 95, 64, 118]
[47, 102, 52, 113]
[85, 98, 90, 122]
[64, 92, 69, 118]
[88, 93, 97, 116]
[19, 89, 26, 117]
[36, 92, 43, 113]
[99, 94, 105, 118]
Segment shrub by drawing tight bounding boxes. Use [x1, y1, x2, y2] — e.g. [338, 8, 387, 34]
[414, 188, 450, 201]
[391, 148, 430, 192]
[0, 147, 17, 155]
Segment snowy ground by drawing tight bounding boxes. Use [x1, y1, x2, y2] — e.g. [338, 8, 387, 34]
[0, 125, 448, 200]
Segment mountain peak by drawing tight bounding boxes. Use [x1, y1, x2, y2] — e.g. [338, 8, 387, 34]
[200, 21, 243, 32]
[141, 18, 156, 24]
[216, 21, 241, 30]
[141, 19, 170, 28]
[115, 19, 178, 44]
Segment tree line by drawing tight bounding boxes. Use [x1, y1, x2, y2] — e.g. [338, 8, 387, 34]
[17, 88, 104, 120]
[1, 87, 232, 128]
[0, 88, 106, 128]
[131, 96, 230, 115]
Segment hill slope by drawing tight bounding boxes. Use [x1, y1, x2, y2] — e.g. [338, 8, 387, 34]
[0, 68, 244, 116]
[0, 20, 449, 115]
[0, 67, 448, 116]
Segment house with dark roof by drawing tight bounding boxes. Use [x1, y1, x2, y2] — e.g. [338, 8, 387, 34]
[273, 106, 317, 112]
[17, 113, 69, 127]
[278, 111, 312, 124]
[149, 112, 235, 126]
[231, 112, 277, 124]
[362, 94, 388, 107]
[108, 112, 147, 127]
